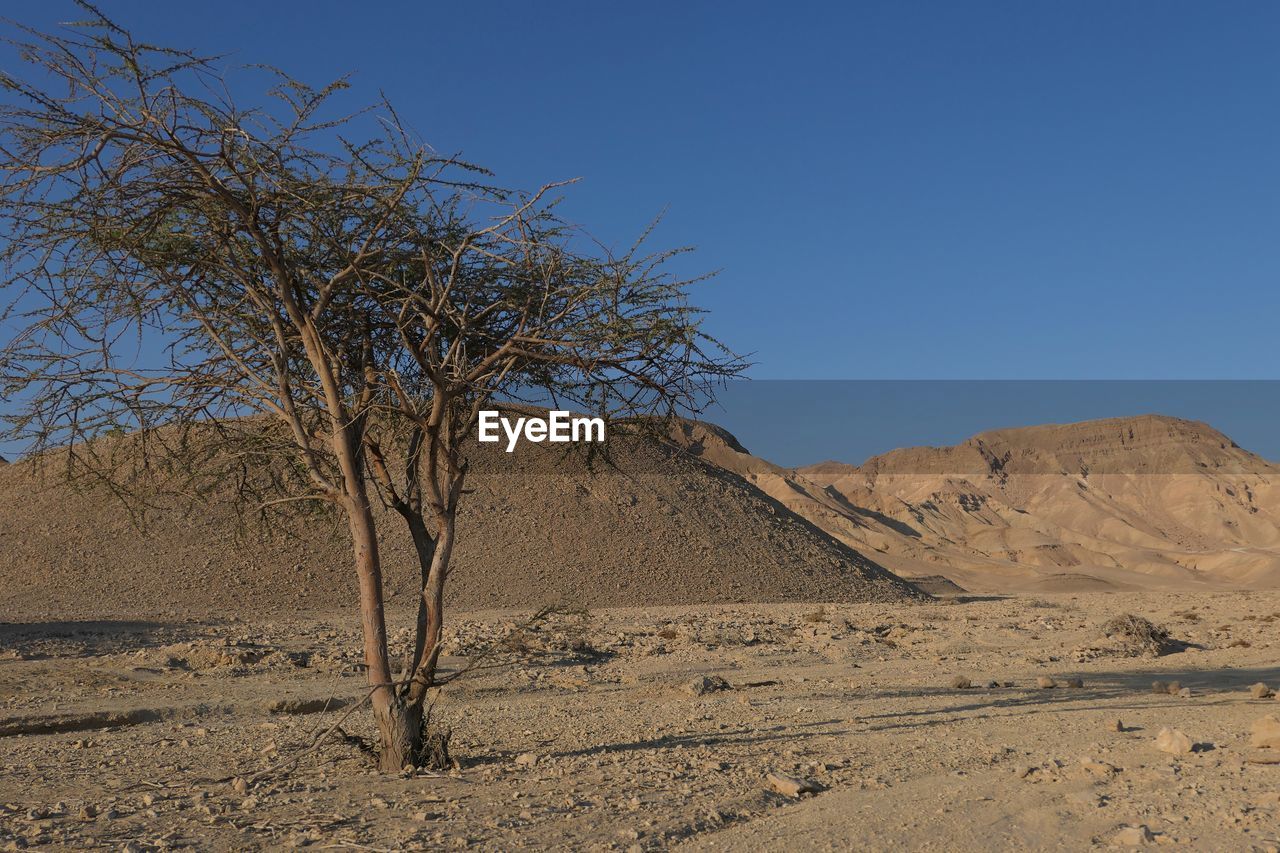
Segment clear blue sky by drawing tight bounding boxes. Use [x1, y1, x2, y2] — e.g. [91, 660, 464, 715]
[3, 2, 1278, 461]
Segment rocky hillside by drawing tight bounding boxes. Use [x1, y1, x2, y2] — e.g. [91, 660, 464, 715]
[675, 415, 1280, 592]
[0, 427, 924, 619]
[806, 415, 1280, 591]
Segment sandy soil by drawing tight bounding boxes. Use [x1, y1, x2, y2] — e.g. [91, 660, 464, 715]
[3, 592, 1280, 851]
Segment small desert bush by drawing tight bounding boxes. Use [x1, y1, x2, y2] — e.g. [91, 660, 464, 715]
[1102, 613, 1176, 656]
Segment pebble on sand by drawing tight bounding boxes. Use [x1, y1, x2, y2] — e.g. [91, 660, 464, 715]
[685, 674, 732, 696]
[1113, 824, 1154, 846]
[1249, 714, 1280, 750]
[765, 771, 821, 798]
[1154, 727, 1192, 755]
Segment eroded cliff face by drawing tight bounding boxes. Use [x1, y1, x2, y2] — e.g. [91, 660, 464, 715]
[678, 415, 1280, 593]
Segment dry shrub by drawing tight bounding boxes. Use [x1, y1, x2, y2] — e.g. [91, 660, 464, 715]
[1102, 614, 1176, 656]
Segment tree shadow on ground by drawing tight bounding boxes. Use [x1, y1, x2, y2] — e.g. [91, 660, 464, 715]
[461, 718, 851, 769]
[853, 663, 1280, 733]
[0, 619, 199, 658]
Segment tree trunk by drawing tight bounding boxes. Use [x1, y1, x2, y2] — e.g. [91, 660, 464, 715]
[407, 513, 455, 705]
[402, 514, 436, 682]
[373, 694, 423, 773]
[340, 467, 409, 770]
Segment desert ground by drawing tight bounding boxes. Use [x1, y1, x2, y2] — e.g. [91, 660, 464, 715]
[4, 416, 1280, 850]
[3, 591, 1280, 851]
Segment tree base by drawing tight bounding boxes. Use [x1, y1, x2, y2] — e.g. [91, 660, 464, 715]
[372, 698, 453, 773]
[374, 698, 423, 773]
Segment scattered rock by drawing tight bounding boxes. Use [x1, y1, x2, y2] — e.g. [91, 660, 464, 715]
[685, 675, 732, 696]
[1036, 676, 1056, 689]
[1154, 728, 1192, 755]
[765, 771, 821, 798]
[949, 676, 971, 689]
[1079, 756, 1119, 778]
[1112, 824, 1154, 846]
[1250, 715, 1280, 750]
[1250, 682, 1274, 700]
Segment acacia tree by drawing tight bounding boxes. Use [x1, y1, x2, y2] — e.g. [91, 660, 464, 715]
[0, 8, 743, 771]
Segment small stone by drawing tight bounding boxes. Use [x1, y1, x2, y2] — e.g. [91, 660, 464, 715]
[765, 771, 821, 798]
[685, 675, 732, 696]
[1079, 757, 1118, 777]
[1066, 790, 1102, 807]
[239, 796, 257, 811]
[1250, 682, 1274, 700]
[1036, 676, 1056, 689]
[1113, 824, 1154, 846]
[1177, 687, 1192, 698]
[949, 676, 971, 689]
[1154, 727, 1192, 755]
[1250, 714, 1280, 750]
[514, 752, 538, 769]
